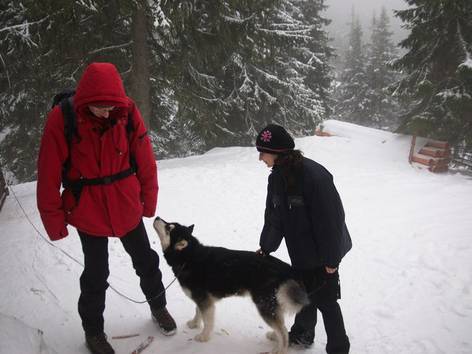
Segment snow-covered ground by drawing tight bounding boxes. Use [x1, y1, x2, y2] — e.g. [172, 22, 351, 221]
[1, 120, 471, 354]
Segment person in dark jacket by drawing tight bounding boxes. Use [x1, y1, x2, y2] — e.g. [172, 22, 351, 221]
[255, 124, 352, 354]
[37, 63, 176, 354]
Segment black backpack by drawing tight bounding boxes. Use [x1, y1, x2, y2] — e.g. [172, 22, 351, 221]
[52, 89, 137, 201]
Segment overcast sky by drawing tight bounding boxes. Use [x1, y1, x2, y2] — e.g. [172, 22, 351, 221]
[323, 0, 409, 49]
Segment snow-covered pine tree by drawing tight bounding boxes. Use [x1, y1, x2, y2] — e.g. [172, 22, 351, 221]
[364, 7, 401, 130]
[393, 0, 472, 152]
[153, 0, 232, 154]
[158, 0, 332, 152]
[0, 1, 47, 182]
[333, 9, 370, 125]
[0, 1, 134, 182]
[288, 0, 334, 125]
[0, 0, 170, 182]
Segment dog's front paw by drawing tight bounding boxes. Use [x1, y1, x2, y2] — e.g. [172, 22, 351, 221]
[194, 332, 210, 342]
[266, 331, 277, 341]
[187, 319, 200, 329]
[272, 350, 288, 354]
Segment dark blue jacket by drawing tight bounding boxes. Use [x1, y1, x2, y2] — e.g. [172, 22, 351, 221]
[260, 157, 352, 269]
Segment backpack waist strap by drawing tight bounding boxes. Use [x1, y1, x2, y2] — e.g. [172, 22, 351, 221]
[63, 166, 136, 190]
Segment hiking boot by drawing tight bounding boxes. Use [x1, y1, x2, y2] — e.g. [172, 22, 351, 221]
[85, 333, 115, 354]
[289, 331, 313, 349]
[152, 307, 177, 336]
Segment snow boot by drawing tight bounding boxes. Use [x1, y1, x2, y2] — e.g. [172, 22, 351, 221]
[152, 307, 177, 336]
[85, 333, 115, 354]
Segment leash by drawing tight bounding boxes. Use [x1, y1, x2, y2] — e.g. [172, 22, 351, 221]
[258, 254, 329, 298]
[8, 185, 183, 304]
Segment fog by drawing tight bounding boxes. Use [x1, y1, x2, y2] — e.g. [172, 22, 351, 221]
[323, 0, 409, 59]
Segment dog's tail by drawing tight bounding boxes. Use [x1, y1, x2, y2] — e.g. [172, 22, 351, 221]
[276, 279, 310, 314]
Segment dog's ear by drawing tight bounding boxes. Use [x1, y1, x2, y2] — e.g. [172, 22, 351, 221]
[174, 240, 188, 251]
[188, 224, 194, 234]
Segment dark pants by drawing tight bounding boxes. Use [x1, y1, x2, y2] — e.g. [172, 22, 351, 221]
[77, 220, 166, 335]
[291, 267, 350, 354]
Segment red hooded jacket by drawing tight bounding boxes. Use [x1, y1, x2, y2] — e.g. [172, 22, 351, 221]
[37, 63, 158, 240]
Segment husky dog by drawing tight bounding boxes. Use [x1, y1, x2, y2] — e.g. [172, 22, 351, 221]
[153, 217, 309, 354]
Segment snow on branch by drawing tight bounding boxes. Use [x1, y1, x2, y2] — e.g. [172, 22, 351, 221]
[221, 13, 255, 24]
[461, 57, 472, 70]
[270, 23, 305, 30]
[0, 54, 11, 89]
[250, 65, 290, 89]
[190, 93, 219, 102]
[190, 92, 231, 109]
[307, 53, 324, 66]
[0, 16, 49, 34]
[76, 0, 98, 12]
[0, 16, 50, 48]
[214, 123, 237, 135]
[68, 41, 134, 81]
[148, 0, 171, 29]
[275, 57, 317, 72]
[254, 83, 277, 104]
[457, 21, 472, 68]
[257, 27, 312, 41]
[188, 63, 218, 95]
[238, 68, 254, 94]
[88, 41, 133, 55]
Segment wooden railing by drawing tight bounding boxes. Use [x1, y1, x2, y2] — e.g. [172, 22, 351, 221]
[451, 145, 472, 169]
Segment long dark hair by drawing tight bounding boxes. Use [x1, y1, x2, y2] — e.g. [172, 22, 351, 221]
[275, 150, 304, 194]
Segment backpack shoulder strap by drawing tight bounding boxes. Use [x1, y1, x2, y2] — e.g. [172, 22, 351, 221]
[60, 96, 77, 146]
[126, 110, 135, 135]
[59, 96, 78, 185]
[125, 110, 138, 170]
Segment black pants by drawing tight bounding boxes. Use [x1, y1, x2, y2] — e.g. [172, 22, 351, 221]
[291, 267, 350, 354]
[77, 220, 166, 335]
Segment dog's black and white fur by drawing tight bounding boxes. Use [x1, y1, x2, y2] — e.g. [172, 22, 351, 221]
[153, 217, 309, 354]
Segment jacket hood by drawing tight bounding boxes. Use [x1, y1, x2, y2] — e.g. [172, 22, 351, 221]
[74, 62, 128, 110]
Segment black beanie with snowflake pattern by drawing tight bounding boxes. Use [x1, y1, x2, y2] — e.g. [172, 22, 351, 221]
[256, 124, 295, 154]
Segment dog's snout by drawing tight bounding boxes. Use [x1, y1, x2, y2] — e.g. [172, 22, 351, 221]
[154, 216, 168, 225]
[153, 217, 164, 232]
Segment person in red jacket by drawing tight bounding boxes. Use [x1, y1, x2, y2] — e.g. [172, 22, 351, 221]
[37, 62, 176, 354]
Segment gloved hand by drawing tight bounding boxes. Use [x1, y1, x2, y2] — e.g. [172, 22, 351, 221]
[50, 224, 69, 241]
[325, 266, 338, 274]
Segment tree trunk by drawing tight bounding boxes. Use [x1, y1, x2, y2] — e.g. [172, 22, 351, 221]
[129, 1, 151, 128]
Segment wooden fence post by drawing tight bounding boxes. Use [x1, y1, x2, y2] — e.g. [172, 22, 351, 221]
[0, 165, 9, 212]
[409, 135, 416, 164]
